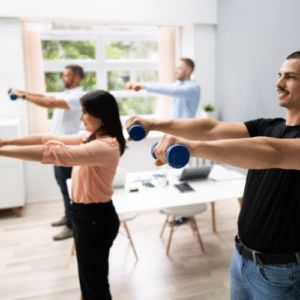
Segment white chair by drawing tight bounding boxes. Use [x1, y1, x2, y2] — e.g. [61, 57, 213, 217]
[160, 203, 207, 255]
[71, 211, 139, 260]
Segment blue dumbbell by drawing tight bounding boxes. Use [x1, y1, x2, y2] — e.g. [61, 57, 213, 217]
[151, 141, 190, 169]
[128, 124, 146, 141]
[8, 89, 18, 101]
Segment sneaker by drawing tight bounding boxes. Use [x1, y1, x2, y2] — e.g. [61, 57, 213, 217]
[169, 217, 190, 226]
[51, 216, 67, 227]
[53, 226, 73, 241]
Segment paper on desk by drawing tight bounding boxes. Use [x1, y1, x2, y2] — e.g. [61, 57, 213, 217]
[208, 164, 246, 181]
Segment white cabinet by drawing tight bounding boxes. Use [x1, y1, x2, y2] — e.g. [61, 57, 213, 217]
[0, 119, 25, 215]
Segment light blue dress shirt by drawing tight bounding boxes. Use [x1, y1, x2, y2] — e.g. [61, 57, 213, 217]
[49, 86, 85, 135]
[145, 80, 200, 119]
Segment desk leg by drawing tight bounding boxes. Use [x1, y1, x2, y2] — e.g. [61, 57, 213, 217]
[12, 207, 22, 217]
[211, 202, 216, 233]
[238, 197, 243, 207]
[71, 240, 76, 256]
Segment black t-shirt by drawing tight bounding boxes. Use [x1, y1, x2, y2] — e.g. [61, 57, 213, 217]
[239, 118, 300, 254]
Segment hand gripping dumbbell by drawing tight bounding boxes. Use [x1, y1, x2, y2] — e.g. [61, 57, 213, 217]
[8, 89, 18, 101]
[128, 124, 146, 141]
[151, 141, 190, 169]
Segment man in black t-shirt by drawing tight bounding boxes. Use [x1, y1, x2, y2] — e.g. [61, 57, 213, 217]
[126, 51, 300, 299]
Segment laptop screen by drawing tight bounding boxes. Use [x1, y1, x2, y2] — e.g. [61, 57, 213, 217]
[179, 166, 212, 181]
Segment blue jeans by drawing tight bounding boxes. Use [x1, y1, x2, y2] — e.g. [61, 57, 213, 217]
[54, 166, 72, 229]
[230, 246, 300, 299]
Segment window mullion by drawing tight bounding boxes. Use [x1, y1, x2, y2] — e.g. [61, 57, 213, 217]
[105, 61, 158, 71]
[96, 34, 107, 90]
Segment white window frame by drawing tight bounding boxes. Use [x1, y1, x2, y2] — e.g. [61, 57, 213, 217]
[40, 28, 159, 124]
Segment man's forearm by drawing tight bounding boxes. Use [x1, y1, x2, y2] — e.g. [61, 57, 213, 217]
[15, 90, 46, 98]
[0, 146, 45, 162]
[146, 83, 192, 98]
[190, 137, 280, 170]
[149, 118, 220, 141]
[24, 95, 56, 108]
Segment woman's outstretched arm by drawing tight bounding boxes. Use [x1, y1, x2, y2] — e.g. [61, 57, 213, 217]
[0, 145, 45, 162]
[0, 135, 44, 147]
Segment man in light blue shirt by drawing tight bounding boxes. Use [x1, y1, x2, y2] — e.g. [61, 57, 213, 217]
[10, 65, 85, 240]
[125, 58, 200, 119]
[125, 58, 200, 225]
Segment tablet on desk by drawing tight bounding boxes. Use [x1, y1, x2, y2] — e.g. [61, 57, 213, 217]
[179, 166, 212, 182]
[174, 182, 195, 193]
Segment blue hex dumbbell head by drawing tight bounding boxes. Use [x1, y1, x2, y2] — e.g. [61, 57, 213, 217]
[10, 94, 18, 101]
[151, 141, 159, 159]
[128, 124, 146, 141]
[151, 141, 190, 169]
[8, 89, 18, 100]
[166, 144, 190, 169]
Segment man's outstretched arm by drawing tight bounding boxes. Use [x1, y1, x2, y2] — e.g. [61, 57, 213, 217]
[9, 89, 69, 109]
[153, 134, 300, 171]
[126, 116, 250, 142]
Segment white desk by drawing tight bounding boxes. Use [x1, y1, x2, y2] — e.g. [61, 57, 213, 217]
[112, 168, 246, 216]
[67, 168, 246, 231]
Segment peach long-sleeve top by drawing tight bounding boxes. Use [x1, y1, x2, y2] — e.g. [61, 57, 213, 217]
[41, 132, 120, 204]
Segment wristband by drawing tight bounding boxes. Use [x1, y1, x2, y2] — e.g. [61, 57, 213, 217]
[22, 93, 27, 100]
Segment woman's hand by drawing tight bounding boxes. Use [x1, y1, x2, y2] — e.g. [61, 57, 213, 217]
[0, 138, 7, 148]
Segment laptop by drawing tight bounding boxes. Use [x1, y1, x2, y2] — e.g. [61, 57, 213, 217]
[179, 166, 212, 182]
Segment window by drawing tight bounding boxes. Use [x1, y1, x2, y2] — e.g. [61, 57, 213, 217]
[40, 27, 159, 119]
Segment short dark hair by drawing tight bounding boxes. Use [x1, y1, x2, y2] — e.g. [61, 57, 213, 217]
[286, 51, 300, 60]
[80, 90, 126, 156]
[65, 64, 84, 80]
[180, 58, 195, 72]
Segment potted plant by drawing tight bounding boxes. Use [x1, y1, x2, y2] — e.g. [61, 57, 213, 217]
[201, 103, 216, 118]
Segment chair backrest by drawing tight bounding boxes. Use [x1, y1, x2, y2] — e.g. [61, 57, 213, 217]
[118, 211, 138, 223]
[162, 203, 208, 217]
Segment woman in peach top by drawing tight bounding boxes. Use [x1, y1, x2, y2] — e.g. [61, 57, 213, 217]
[0, 90, 127, 300]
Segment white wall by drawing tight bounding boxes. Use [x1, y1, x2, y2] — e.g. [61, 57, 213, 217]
[0, 0, 217, 25]
[180, 25, 216, 118]
[215, 0, 300, 122]
[0, 0, 218, 203]
[0, 18, 27, 136]
[194, 25, 216, 116]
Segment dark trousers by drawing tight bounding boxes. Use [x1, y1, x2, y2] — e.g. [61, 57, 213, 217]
[54, 166, 73, 229]
[71, 200, 120, 300]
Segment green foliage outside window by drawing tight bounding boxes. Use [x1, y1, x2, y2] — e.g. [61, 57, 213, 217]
[106, 41, 158, 59]
[42, 41, 96, 60]
[116, 97, 155, 115]
[107, 70, 158, 92]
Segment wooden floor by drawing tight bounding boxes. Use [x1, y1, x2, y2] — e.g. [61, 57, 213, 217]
[0, 198, 240, 300]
